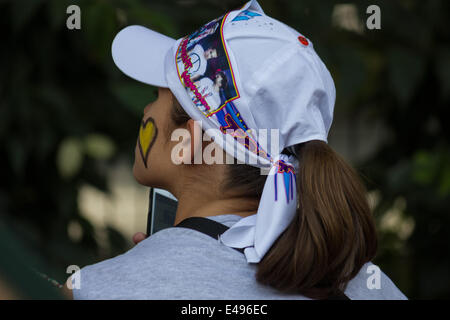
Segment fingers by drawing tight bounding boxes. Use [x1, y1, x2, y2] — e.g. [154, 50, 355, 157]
[132, 232, 147, 245]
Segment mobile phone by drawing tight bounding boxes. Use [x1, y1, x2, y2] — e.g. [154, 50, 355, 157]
[146, 188, 178, 236]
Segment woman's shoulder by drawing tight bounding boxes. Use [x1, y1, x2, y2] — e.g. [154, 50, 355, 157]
[77, 225, 224, 272]
[72, 225, 243, 299]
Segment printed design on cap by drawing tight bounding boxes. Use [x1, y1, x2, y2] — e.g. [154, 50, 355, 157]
[176, 11, 270, 161]
[231, 9, 261, 21]
[176, 13, 239, 117]
[274, 160, 296, 203]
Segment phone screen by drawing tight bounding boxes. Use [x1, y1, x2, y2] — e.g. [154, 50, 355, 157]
[147, 188, 178, 236]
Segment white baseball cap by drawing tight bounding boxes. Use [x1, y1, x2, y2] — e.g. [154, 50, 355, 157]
[112, 0, 336, 263]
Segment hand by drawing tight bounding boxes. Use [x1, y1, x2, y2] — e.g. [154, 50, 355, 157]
[132, 232, 147, 245]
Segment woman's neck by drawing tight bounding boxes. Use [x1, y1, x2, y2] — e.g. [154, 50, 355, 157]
[173, 195, 258, 226]
[170, 168, 259, 225]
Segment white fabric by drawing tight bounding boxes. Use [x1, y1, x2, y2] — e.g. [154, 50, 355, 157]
[111, 0, 336, 263]
[111, 25, 174, 87]
[219, 154, 298, 263]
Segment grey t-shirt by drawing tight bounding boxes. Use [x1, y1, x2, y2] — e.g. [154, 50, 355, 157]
[73, 214, 407, 300]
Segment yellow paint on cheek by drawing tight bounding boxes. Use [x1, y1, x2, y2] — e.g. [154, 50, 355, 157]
[138, 117, 158, 168]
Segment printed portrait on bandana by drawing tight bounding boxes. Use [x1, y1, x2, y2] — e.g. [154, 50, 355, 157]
[176, 14, 239, 117]
[176, 11, 270, 161]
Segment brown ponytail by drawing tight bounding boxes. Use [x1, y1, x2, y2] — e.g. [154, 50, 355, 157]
[255, 140, 378, 299]
[170, 99, 378, 299]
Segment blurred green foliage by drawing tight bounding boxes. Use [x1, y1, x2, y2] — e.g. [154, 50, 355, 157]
[0, 0, 449, 298]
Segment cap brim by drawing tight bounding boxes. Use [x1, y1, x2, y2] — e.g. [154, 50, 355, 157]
[112, 25, 176, 88]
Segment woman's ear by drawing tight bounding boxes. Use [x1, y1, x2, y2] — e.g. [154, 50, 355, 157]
[187, 119, 203, 164]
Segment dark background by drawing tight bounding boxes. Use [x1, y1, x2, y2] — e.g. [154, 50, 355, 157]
[0, 0, 449, 299]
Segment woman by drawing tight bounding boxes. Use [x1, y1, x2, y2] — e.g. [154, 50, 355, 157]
[189, 71, 227, 113]
[69, 0, 406, 300]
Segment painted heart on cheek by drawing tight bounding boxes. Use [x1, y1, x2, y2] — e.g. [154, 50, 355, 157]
[138, 117, 158, 168]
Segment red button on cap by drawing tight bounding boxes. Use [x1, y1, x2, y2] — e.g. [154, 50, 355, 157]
[298, 36, 309, 46]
